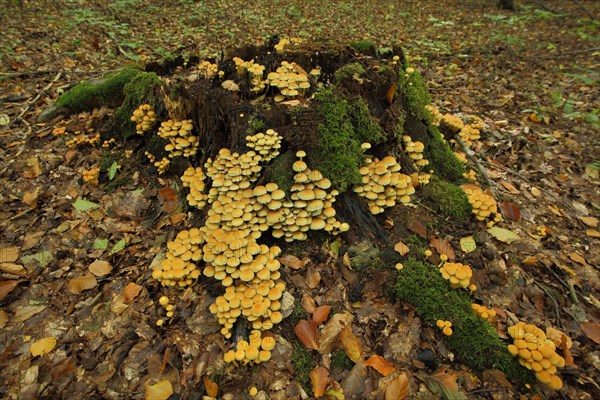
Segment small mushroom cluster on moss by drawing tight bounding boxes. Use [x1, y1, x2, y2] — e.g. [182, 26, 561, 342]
[507, 322, 565, 390]
[403, 135, 429, 170]
[462, 185, 502, 227]
[266, 61, 311, 102]
[472, 303, 497, 322]
[181, 166, 208, 209]
[144, 151, 170, 175]
[439, 262, 474, 290]
[131, 104, 156, 135]
[354, 151, 415, 215]
[233, 57, 266, 93]
[436, 319, 453, 336]
[151, 228, 204, 287]
[82, 167, 100, 186]
[158, 119, 199, 158]
[223, 330, 276, 365]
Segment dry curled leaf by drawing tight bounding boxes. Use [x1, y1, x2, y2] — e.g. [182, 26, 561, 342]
[301, 294, 317, 314]
[385, 372, 409, 400]
[158, 187, 179, 213]
[0, 309, 8, 329]
[68, 274, 97, 294]
[319, 312, 354, 354]
[0, 263, 27, 276]
[430, 237, 455, 261]
[0, 280, 24, 301]
[0, 246, 19, 263]
[568, 252, 587, 266]
[580, 321, 600, 344]
[365, 354, 395, 376]
[500, 201, 521, 222]
[30, 337, 57, 357]
[426, 368, 467, 400]
[295, 319, 320, 350]
[312, 305, 332, 325]
[394, 241, 410, 256]
[310, 366, 331, 398]
[280, 254, 305, 270]
[579, 216, 598, 227]
[89, 259, 112, 276]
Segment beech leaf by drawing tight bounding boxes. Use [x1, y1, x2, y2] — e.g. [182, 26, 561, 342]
[68, 274, 97, 294]
[310, 366, 331, 398]
[394, 241, 410, 256]
[312, 305, 332, 325]
[459, 236, 476, 253]
[487, 227, 520, 243]
[30, 337, 57, 356]
[204, 377, 218, 398]
[158, 187, 179, 213]
[123, 282, 143, 303]
[280, 254, 305, 270]
[295, 319, 320, 350]
[89, 259, 112, 276]
[385, 372, 409, 400]
[365, 354, 395, 376]
[580, 322, 600, 344]
[340, 325, 363, 363]
[145, 379, 173, 400]
[73, 197, 100, 212]
[425, 368, 467, 400]
[500, 201, 521, 222]
[0, 280, 23, 301]
[0, 246, 20, 263]
[430, 237, 455, 261]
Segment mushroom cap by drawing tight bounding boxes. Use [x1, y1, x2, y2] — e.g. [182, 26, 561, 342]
[296, 150, 306, 158]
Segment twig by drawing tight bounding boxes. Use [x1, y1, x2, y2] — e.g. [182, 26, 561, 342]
[12, 72, 62, 127]
[454, 136, 498, 198]
[0, 70, 102, 79]
[533, 280, 563, 329]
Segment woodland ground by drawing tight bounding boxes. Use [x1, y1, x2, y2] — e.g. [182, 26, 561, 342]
[0, 1, 599, 399]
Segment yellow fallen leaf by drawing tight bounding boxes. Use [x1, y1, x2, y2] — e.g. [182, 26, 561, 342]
[530, 187, 541, 196]
[394, 241, 410, 256]
[30, 337, 57, 356]
[89, 259, 112, 276]
[521, 255, 538, 266]
[145, 379, 173, 400]
[204, 377, 218, 398]
[459, 236, 476, 253]
[579, 216, 599, 228]
[0, 263, 27, 275]
[487, 227, 520, 244]
[568, 252, 587, 266]
[548, 204, 563, 217]
[68, 274, 97, 294]
[586, 229, 600, 238]
[0, 309, 8, 329]
[0, 246, 20, 263]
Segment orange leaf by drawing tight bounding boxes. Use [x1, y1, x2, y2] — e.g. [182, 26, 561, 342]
[312, 305, 332, 325]
[580, 322, 600, 344]
[500, 201, 521, 222]
[301, 294, 317, 314]
[340, 325, 363, 363]
[279, 254, 304, 270]
[385, 372, 409, 400]
[365, 354, 395, 376]
[295, 319, 320, 350]
[123, 282, 143, 303]
[158, 187, 179, 213]
[0, 280, 23, 301]
[407, 219, 427, 239]
[68, 274, 97, 294]
[429, 237, 455, 261]
[394, 241, 409, 256]
[204, 377, 218, 398]
[310, 366, 331, 398]
[386, 83, 397, 104]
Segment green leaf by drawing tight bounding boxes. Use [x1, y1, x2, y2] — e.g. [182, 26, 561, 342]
[108, 161, 120, 181]
[73, 198, 100, 212]
[21, 251, 54, 267]
[487, 227, 520, 244]
[459, 236, 476, 253]
[110, 239, 127, 254]
[93, 238, 109, 250]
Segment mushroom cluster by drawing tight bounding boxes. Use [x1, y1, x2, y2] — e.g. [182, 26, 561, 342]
[198, 60, 219, 79]
[507, 322, 565, 390]
[233, 57, 266, 93]
[471, 303, 497, 322]
[102, 138, 116, 148]
[462, 186, 502, 226]
[245, 129, 282, 161]
[181, 166, 208, 209]
[425, 105, 443, 126]
[266, 61, 310, 102]
[274, 37, 303, 52]
[436, 320, 453, 336]
[223, 330, 276, 365]
[458, 115, 484, 147]
[441, 114, 464, 133]
[82, 167, 100, 186]
[151, 229, 204, 287]
[144, 151, 171, 174]
[354, 154, 415, 215]
[158, 119, 199, 158]
[156, 296, 176, 327]
[66, 131, 101, 148]
[403, 135, 429, 170]
[439, 262, 473, 289]
[131, 104, 156, 135]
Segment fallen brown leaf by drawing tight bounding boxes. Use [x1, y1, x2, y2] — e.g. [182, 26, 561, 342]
[204, 376, 218, 398]
[123, 282, 143, 303]
[301, 294, 317, 314]
[68, 274, 97, 294]
[0, 263, 27, 276]
[295, 319, 320, 350]
[568, 252, 587, 266]
[365, 354, 395, 376]
[394, 241, 410, 256]
[158, 187, 179, 213]
[310, 366, 331, 398]
[89, 259, 112, 276]
[500, 201, 521, 222]
[0, 279, 24, 301]
[340, 325, 363, 363]
[580, 321, 600, 344]
[312, 305, 332, 325]
[280, 254, 305, 270]
[319, 312, 354, 354]
[0, 246, 19, 263]
[579, 216, 598, 227]
[385, 372, 409, 400]
[430, 237, 455, 261]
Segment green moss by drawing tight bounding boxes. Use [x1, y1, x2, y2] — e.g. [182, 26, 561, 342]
[115, 71, 161, 136]
[426, 124, 466, 182]
[420, 175, 471, 222]
[291, 343, 317, 393]
[403, 234, 427, 256]
[313, 88, 366, 192]
[268, 151, 296, 193]
[350, 40, 377, 55]
[347, 98, 385, 144]
[57, 68, 142, 112]
[334, 62, 365, 83]
[395, 259, 533, 385]
[246, 115, 265, 135]
[331, 349, 353, 371]
[403, 71, 431, 122]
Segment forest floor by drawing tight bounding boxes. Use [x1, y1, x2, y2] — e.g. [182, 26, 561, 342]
[0, 1, 599, 399]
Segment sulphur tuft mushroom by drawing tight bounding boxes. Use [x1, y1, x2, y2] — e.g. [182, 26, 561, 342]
[131, 104, 156, 135]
